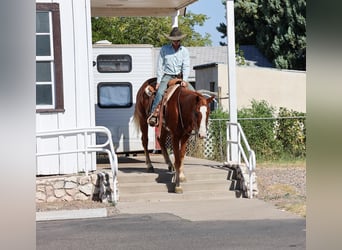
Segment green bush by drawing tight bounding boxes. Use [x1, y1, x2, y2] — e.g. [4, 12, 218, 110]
[238, 100, 282, 161]
[208, 108, 228, 161]
[276, 107, 306, 158]
[207, 100, 306, 162]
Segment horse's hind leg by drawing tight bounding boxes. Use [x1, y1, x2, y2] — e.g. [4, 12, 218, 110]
[158, 128, 174, 172]
[140, 121, 154, 172]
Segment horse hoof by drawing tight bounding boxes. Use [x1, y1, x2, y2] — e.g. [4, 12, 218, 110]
[147, 167, 154, 173]
[180, 176, 187, 183]
[175, 186, 183, 194]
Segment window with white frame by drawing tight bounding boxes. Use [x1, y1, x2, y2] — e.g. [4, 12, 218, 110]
[36, 3, 64, 112]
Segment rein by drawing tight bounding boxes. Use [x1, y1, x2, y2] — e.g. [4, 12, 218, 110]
[177, 87, 199, 136]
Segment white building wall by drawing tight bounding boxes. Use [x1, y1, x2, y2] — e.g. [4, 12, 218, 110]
[195, 64, 306, 113]
[236, 66, 306, 113]
[36, 0, 95, 175]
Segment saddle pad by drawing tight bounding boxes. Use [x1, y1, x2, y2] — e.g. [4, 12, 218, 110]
[162, 84, 180, 106]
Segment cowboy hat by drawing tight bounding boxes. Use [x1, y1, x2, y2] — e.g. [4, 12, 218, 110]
[164, 27, 187, 40]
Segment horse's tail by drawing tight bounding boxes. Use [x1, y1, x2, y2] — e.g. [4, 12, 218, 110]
[132, 104, 141, 133]
[132, 77, 157, 134]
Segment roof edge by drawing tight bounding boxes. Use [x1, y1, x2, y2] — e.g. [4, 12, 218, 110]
[193, 62, 225, 70]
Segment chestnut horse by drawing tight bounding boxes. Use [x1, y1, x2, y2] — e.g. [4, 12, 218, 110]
[133, 77, 214, 193]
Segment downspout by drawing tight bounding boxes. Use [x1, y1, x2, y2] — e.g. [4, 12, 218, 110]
[172, 10, 180, 27]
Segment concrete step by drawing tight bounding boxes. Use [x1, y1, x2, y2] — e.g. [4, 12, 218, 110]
[118, 170, 229, 183]
[119, 179, 230, 194]
[119, 189, 236, 202]
[112, 155, 241, 202]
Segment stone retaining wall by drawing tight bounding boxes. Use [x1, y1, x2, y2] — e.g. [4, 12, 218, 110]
[36, 171, 113, 203]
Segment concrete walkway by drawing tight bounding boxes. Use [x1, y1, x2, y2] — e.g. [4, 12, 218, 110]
[116, 198, 301, 221]
[36, 198, 301, 222]
[37, 155, 303, 222]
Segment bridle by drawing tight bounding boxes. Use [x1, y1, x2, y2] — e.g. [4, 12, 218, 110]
[177, 87, 201, 137]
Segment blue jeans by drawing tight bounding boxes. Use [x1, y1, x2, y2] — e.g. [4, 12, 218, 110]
[150, 74, 194, 113]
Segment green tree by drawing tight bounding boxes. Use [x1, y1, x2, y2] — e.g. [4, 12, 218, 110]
[91, 12, 211, 47]
[256, 0, 306, 70]
[217, 0, 306, 70]
[217, 0, 259, 45]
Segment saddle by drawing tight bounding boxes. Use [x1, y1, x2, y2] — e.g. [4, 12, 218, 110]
[162, 80, 181, 105]
[147, 78, 188, 128]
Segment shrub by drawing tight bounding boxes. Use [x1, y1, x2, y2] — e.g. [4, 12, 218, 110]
[276, 107, 306, 158]
[238, 100, 282, 161]
[208, 108, 228, 161]
[206, 100, 306, 162]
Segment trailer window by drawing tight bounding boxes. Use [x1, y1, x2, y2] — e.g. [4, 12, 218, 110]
[97, 55, 132, 73]
[98, 82, 132, 108]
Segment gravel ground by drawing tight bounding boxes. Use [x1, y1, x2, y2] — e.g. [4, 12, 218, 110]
[36, 163, 306, 217]
[256, 163, 306, 217]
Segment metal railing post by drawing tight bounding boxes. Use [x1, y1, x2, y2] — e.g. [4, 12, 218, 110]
[36, 126, 119, 203]
[227, 121, 256, 198]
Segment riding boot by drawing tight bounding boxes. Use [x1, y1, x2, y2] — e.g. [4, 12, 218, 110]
[147, 104, 160, 127]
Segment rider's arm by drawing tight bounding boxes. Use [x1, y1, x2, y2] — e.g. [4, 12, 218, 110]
[181, 47, 190, 82]
[156, 47, 165, 87]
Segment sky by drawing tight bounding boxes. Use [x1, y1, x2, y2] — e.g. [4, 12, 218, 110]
[187, 0, 226, 46]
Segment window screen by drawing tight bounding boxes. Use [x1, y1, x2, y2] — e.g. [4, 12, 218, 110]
[97, 82, 132, 108]
[97, 54, 132, 73]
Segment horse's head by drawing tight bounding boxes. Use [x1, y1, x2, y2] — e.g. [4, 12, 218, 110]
[196, 95, 215, 139]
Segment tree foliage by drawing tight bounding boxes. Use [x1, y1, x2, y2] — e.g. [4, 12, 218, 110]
[217, 0, 306, 70]
[91, 12, 211, 47]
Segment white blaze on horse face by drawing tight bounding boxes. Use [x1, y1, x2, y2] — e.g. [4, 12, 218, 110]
[199, 106, 207, 138]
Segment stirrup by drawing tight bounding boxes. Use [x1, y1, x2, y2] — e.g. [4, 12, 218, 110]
[147, 114, 159, 127]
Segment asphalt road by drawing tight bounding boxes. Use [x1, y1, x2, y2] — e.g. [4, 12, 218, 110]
[37, 213, 306, 250]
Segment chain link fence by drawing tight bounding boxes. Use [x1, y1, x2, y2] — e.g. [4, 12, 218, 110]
[165, 116, 306, 163]
[164, 119, 227, 162]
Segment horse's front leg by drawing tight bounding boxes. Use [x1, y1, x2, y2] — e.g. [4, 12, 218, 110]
[178, 134, 190, 183]
[140, 121, 154, 172]
[171, 136, 185, 194]
[159, 128, 174, 172]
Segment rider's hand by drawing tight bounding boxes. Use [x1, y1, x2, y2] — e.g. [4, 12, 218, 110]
[156, 83, 160, 89]
[181, 81, 187, 87]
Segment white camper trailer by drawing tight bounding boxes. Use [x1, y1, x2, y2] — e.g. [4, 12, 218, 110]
[92, 43, 156, 153]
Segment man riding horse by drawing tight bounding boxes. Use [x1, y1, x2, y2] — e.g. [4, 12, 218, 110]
[147, 27, 195, 127]
[133, 27, 215, 191]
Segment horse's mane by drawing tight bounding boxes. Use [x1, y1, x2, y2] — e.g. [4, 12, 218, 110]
[177, 87, 206, 103]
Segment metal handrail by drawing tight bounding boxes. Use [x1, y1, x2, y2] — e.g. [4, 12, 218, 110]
[36, 126, 119, 203]
[227, 122, 256, 198]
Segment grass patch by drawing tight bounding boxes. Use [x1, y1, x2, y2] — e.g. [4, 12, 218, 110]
[276, 202, 306, 218]
[267, 184, 297, 197]
[257, 160, 306, 169]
